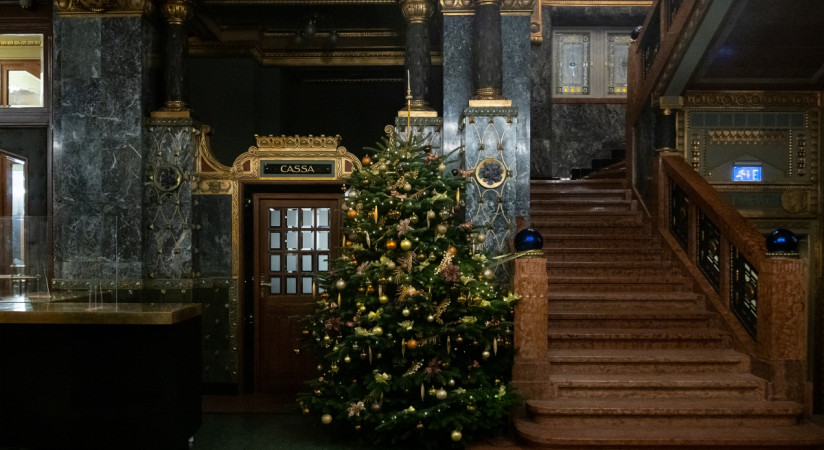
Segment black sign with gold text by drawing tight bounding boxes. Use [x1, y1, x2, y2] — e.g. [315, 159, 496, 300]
[261, 160, 335, 178]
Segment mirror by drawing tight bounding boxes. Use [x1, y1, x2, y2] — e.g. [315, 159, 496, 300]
[0, 34, 43, 108]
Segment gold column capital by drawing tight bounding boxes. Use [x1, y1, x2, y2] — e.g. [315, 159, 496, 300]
[55, 0, 154, 16]
[399, 0, 434, 23]
[160, 0, 194, 25]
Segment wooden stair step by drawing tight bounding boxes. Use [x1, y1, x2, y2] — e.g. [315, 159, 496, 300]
[547, 261, 680, 277]
[547, 327, 731, 349]
[546, 248, 668, 263]
[548, 372, 767, 400]
[531, 179, 628, 189]
[547, 348, 751, 374]
[525, 398, 804, 427]
[514, 418, 824, 448]
[530, 187, 631, 201]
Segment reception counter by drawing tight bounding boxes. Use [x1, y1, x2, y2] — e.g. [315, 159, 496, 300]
[0, 301, 202, 449]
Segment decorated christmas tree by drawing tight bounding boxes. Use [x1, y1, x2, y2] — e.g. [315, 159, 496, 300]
[298, 130, 521, 449]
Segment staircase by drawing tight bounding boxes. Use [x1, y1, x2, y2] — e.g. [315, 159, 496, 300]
[512, 178, 824, 449]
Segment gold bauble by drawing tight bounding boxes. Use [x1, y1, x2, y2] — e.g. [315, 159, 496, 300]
[402, 308, 411, 317]
[361, 155, 372, 165]
[451, 430, 462, 442]
[406, 338, 418, 349]
[417, 423, 425, 430]
[336, 279, 347, 289]
[447, 246, 457, 256]
[321, 414, 333, 424]
[436, 389, 448, 400]
[426, 314, 435, 322]
[372, 326, 384, 336]
[386, 239, 397, 250]
[379, 294, 389, 304]
[344, 355, 351, 363]
[366, 285, 375, 293]
[482, 350, 491, 359]
[400, 239, 412, 250]
[346, 208, 358, 219]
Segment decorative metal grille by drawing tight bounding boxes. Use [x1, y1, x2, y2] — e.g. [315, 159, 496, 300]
[731, 246, 758, 338]
[669, 181, 689, 251]
[697, 210, 720, 291]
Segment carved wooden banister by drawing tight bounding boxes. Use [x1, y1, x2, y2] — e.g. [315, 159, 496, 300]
[654, 153, 809, 403]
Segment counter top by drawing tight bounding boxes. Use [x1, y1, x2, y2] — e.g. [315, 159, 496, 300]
[0, 301, 202, 325]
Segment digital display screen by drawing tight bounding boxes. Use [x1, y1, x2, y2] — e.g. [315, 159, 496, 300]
[733, 166, 762, 182]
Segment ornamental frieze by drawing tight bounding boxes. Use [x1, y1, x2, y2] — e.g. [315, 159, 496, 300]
[440, 0, 534, 14]
[55, 0, 154, 16]
[683, 91, 821, 109]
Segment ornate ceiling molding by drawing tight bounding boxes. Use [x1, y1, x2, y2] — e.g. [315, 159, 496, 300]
[441, 0, 535, 15]
[683, 91, 822, 109]
[54, 0, 155, 16]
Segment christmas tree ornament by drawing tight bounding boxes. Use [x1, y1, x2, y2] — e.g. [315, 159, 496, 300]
[372, 326, 383, 336]
[346, 208, 358, 218]
[344, 355, 351, 363]
[406, 338, 418, 349]
[409, 213, 419, 224]
[336, 279, 347, 290]
[436, 389, 448, 400]
[385, 239, 397, 250]
[386, 260, 396, 270]
[371, 402, 381, 411]
[402, 308, 411, 317]
[482, 350, 491, 359]
[448, 378, 456, 387]
[379, 294, 389, 304]
[428, 387, 437, 396]
[361, 155, 372, 165]
[440, 208, 452, 220]
[423, 145, 432, 153]
[321, 414, 333, 425]
[436, 224, 448, 234]
[388, 209, 401, 220]
[451, 430, 462, 442]
[466, 405, 476, 412]
[404, 182, 412, 191]
[447, 246, 457, 256]
[400, 239, 412, 250]
[483, 268, 495, 279]
[426, 315, 435, 322]
[360, 352, 367, 359]
[417, 423, 425, 430]
[514, 227, 544, 251]
[368, 206, 379, 222]
[303, 408, 310, 414]
[438, 163, 447, 171]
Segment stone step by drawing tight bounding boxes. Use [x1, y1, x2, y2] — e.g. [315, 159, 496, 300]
[544, 234, 656, 249]
[547, 307, 715, 328]
[547, 260, 681, 277]
[531, 179, 628, 190]
[513, 417, 824, 448]
[530, 198, 637, 212]
[547, 291, 702, 309]
[525, 398, 804, 428]
[548, 372, 767, 400]
[534, 218, 648, 234]
[547, 327, 731, 350]
[546, 275, 691, 292]
[547, 348, 751, 374]
[545, 247, 668, 263]
[530, 187, 631, 201]
[531, 209, 642, 222]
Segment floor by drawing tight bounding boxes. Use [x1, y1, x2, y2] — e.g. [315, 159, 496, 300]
[195, 394, 521, 450]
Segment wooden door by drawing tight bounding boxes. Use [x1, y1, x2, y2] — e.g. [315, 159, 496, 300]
[254, 193, 341, 393]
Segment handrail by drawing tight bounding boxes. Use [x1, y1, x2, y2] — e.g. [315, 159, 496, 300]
[655, 153, 809, 404]
[627, 0, 704, 125]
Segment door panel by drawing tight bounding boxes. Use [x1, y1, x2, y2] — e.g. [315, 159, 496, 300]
[254, 194, 341, 393]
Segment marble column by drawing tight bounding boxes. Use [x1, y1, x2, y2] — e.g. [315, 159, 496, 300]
[400, 0, 435, 112]
[157, 0, 194, 115]
[52, 0, 161, 287]
[472, 0, 504, 100]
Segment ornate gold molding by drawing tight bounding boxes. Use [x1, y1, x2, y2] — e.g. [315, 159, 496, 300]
[543, 0, 651, 5]
[160, 0, 194, 24]
[441, 0, 534, 15]
[683, 91, 822, 109]
[400, 0, 434, 23]
[55, 0, 155, 16]
[707, 129, 786, 145]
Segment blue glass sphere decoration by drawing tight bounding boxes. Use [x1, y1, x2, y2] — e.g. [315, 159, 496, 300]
[766, 228, 798, 253]
[514, 227, 544, 251]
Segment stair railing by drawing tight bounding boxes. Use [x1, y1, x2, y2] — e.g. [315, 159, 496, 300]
[652, 152, 809, 405]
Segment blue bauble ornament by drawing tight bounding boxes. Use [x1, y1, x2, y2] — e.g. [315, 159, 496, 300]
[514, 227, 543, 251]
[766, 228, 798, 253]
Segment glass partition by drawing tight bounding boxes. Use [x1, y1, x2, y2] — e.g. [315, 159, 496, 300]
[0, 216, 48, 299]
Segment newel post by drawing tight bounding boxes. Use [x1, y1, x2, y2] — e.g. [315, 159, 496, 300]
[757, 257, 808, 404]
[511, 255, 550, 399]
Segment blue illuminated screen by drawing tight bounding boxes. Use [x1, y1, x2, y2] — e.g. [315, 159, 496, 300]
[733, 166, 762, 182]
